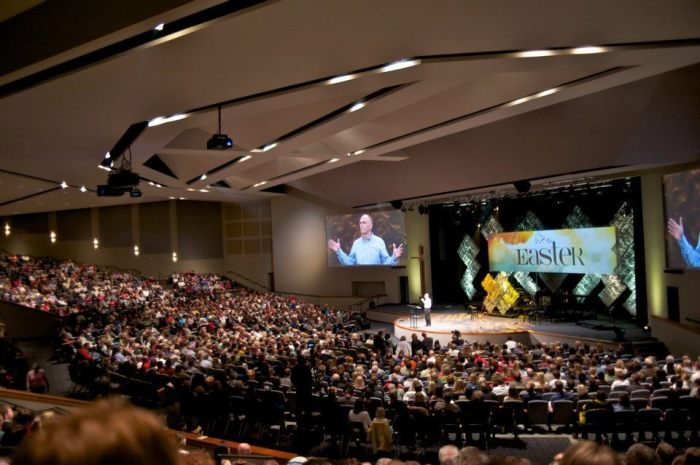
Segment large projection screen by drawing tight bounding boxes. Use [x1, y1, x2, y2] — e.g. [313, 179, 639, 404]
[326, 211, 406, 267]
[664, 168, 700, 270]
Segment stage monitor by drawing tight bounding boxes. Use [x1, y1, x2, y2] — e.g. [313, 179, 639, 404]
[326, 210, 406, 267]
[664, 167, 700, 270]
[488, 226, 617, 274]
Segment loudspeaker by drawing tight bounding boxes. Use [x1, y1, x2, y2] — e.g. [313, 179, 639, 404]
[390, 200, 403, 210]
[513, 180, 531, 193]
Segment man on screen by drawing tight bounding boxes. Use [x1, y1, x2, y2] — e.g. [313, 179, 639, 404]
[667, 217, 700, 267]
[328, 214, 404, 265]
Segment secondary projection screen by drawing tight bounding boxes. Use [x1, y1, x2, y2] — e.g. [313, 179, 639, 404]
[664, 168, 700, 269]
[488, 226, 618, 274]
[326, 211, 406, 267]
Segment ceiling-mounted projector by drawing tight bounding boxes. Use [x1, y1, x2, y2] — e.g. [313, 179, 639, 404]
[207, 105, 233, 150]
[207, 133, 233, 150]
[107, 169, 140, 188]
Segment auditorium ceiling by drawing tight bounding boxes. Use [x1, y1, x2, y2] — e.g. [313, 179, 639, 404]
[0, 0, 699, 215]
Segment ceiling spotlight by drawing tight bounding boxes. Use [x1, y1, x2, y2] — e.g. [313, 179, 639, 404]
[507, 96, 532, 107]
[200, 174, 207, 181]
[352, 149, 365, 156]
[327, 74, 356, 85]
[327, 158, 339, 164]
[253, 181, 267, 188]
[380, 59, 420, 73]
[104, 152, 111, 159]
[60, 181, 68, 189]
[80, 186, 87, 193]
[97, 164, 112, 171]
[239, 155, 252, 162]
[148, 113, 187, 127]
[536, 88, 558, 98]
[348, 102, 365, 112]
[517, 49, 554, 58]
[572, 46, 607, 54]
[261, 143, 277, 152]
[198, 189, 209, 193]
[154, 22, 165, 31]
[207, 106, 233, 150]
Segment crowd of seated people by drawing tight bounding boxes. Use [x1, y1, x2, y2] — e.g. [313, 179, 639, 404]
[4, 398, 700, 465]
[0, 252, 698, 455]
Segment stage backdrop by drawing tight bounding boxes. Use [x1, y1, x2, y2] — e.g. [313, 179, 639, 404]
[429, 177, 646, 321]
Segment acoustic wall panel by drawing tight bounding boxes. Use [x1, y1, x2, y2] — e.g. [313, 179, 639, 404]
[177, 201, 223, 260]
[99, 205, 132, 247]
[57, 208, 91, 241]
[139, 202, 171, 254]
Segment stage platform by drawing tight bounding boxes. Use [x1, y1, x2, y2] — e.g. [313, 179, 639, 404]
[366, 304, 650, 349]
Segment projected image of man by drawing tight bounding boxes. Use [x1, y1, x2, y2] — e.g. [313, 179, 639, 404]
[667, 217, 700, 267]
[328, 214, 404, 265]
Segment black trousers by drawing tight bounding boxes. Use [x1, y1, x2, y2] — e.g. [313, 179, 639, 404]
[424, 309, 431, 326]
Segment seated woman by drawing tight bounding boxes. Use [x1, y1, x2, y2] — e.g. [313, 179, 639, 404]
[348, 398, 371, 432]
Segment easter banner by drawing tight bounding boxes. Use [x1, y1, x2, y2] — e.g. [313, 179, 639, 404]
[488, 226, 617, 274]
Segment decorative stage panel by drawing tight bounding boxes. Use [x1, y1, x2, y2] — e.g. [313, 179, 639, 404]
[513, 211, 542, 297]
[611, 203, 636, 314]
[458, 234, 480, 300]
[565, 206, 595, 297]
[482, 272, 520, 314]
[481, 215, 503, 240]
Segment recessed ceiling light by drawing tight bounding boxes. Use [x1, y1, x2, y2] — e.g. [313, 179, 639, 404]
[328, 158, 340, 164]
[571, 46, 607, 54]
[239, 155, 252, 162]
[98, 164, 111, 171]
[179, 197, 186, 200]
[253, 181, 267, 188]
[536, 88, 558, 98]
[349, 102, 365, 113]
[80, 186, 87, 193]
[352, 149, 366, 156]
[199, 189, 209, 193]
[327, 74, 356, 85]
[147, 113, 188, 127]
[60, 181, 68, 189]
[154, 22, 165, 31]
[517, 49, 554, 58]
[155, 184, 162, 188]
[148, 181, 154, 186]
[200, 174, 207, 181]
[169, 197, 176, 200]
[186, 188, 194, 192]
[507, 96, 532, 107]
[104, 152, 111, 159]
[380, 59, 420, 73]
[261, 143, 277, 152]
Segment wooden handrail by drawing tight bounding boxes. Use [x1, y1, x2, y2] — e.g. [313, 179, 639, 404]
[0, 389, 296, 462]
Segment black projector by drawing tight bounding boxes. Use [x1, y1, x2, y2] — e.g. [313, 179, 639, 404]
[97, 185, 126, 197]
[107, 170, 140, 187]
[207, 133, 233, 150]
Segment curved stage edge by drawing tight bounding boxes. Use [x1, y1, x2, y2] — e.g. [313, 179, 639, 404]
[367, 308, 635, 350]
